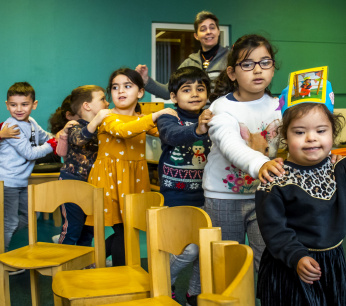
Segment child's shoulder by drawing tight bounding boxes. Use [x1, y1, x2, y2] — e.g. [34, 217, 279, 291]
[5, 116, 32, 129]
[209, 94, 237, 113]
[4, 116, 19, 124]
[258, 158, 336, 199]
[333, 156, 346, 172]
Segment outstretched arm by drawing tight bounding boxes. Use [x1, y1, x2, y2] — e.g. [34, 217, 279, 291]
[135, 64, 170, 100]
[209, 112, 270, 178]
[4, 133, 53, 160]
[157, 114, 208, 147]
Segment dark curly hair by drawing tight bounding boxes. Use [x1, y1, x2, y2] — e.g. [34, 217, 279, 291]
[48, 95, 76, 134]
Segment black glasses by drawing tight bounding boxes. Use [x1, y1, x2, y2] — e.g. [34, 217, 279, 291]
[235, 59, 275, 71]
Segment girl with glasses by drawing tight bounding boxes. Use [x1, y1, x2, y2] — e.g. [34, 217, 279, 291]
[202, 34, 285, 273]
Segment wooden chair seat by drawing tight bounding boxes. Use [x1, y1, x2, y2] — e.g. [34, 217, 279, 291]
[100, 296, 180, 306]
[52, 192, 164, 306]
[117, 207, 222, 305]
[0, 242, 94, 270]
[0, 180, 105, 306]
[53, 265, 149, 299]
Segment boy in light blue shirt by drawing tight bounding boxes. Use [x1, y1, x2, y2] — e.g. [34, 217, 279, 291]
[0, 82, 55, 252]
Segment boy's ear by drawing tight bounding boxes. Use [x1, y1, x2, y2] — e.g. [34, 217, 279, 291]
[32, 100, 38, 110]
[137, 88, 145, 99]
[5, 101, 9, 110]
[226, 66, 236, 81]
[170, 92, 178, 104]
[82, 101, 91, 111]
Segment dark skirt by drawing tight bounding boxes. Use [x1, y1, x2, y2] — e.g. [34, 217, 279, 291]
[257, 246, 346, 306]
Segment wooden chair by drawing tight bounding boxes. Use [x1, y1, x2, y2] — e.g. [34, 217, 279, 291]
[0, 181, 4, 255]
[0, 181, 19, 277]
[96, 206, 222, 306]
[52, 192, 165, 306]
[198, 241, 255, 306]
[0, 180, 105, 306]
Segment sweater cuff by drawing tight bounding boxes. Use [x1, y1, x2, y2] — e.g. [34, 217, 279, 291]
[59, 133, 68, 140]
[81, 126, 97, 139]
[193, 125, 208, 138]
[290, 249, 309, 269]
[250, 157, 270, 179]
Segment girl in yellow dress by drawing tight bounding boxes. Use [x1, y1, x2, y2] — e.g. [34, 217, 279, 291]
[87, 68, 178, 266]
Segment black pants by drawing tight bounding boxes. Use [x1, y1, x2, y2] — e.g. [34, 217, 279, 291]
[106, 223, 125, 266]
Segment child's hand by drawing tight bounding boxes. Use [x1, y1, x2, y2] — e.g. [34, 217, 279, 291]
[62, 120, 79, 135]
[258, 158, 285, 183]
[152, 108, 180, 122]
[297, 256, 321, 284]
[196, 109, 213, 135]
[88, 109, 111, 133]
[96, 109, 112, 122]
[330, 154, 343, 163]
[0, 123, 20, 139]
[135, 65, 149, 84]
[47, 138, 58, 155]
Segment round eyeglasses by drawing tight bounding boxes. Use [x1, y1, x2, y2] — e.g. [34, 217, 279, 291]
[235, 59, 275, 71]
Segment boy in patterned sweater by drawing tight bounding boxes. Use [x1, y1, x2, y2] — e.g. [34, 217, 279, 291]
[57, 85, 110, 246]
[156, 66, 212, 306]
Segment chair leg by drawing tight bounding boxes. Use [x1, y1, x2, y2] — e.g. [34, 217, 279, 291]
[30, 269, 40, 306]
[0, 263, 11, 306]
[52, 266, 64, 306]
[53, 293, 64, 306]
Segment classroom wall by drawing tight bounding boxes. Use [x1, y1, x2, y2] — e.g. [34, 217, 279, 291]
[1, 0, 345, 130]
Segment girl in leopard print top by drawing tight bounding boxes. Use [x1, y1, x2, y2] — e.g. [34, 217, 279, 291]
[256, 102, 346, 306]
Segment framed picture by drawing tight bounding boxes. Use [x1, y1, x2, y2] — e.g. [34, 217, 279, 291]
[287, 66, 328, 108]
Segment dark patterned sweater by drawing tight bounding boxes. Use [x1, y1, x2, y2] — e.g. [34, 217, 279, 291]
[59, 119, 98, 181]
[255, 157, 346, 269]
[157, 107, 212, 207]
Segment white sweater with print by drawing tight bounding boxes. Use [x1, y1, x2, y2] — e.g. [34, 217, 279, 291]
[203, 93, 282, 199]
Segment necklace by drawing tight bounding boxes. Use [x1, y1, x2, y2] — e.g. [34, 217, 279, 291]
[202, 54, 214, 69]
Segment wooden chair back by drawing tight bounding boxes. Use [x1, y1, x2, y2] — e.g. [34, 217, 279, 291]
[146, 206, 222, 298]
[28, 180, 105, 267]
[124, 192, 164, 267]
[198, 241, 255, 305]
[0, 181, 4, 254]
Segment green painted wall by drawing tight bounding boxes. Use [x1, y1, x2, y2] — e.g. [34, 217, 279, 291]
[1, 0, 345, 130]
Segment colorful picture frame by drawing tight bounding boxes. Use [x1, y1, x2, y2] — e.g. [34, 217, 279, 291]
[286, 66, 328, 108]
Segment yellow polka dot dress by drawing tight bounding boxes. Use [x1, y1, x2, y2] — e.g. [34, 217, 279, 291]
[86, 113, 158, 226]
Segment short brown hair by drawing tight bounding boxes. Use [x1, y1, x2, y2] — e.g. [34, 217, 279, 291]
[70, 85, 105, 115]
[194, 11, 219, 33]
[280, 103, 345, 150]
[7, 82, 35, 101]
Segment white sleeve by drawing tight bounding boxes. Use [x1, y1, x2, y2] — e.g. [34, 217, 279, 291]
[208, 112, 270, 178]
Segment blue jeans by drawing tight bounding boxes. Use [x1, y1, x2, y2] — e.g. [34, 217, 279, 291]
[59, 202, 94, 246]
[170, 243, 200, 296]
[58, 172, 93, 246]
[4, 186, 28, 251]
